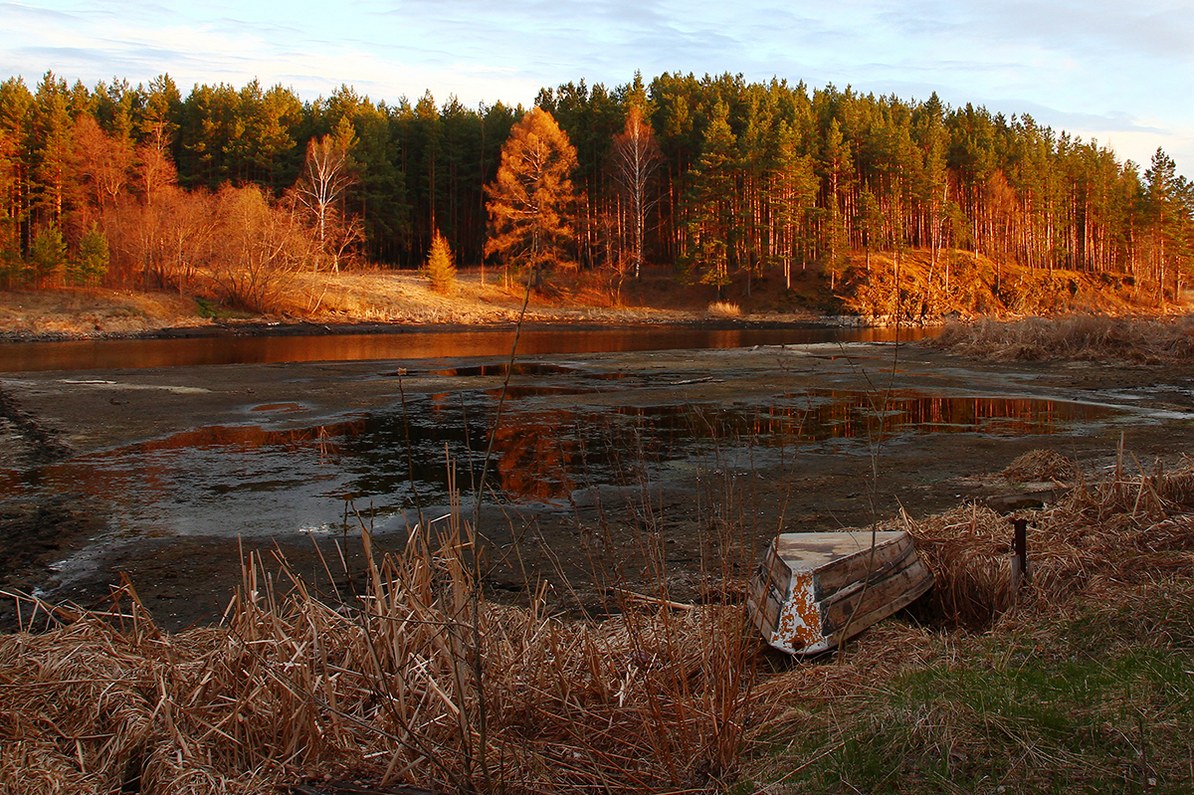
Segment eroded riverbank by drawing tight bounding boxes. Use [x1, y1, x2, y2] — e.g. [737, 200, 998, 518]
[3, 340, 1193, 630]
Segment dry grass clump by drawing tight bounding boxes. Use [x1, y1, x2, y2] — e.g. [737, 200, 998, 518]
[896, 452, 1194, 629]
[706, 301, 742, 319]
[1001, 448, 1079, 483]
[933, 314, 1194, 363]
[1, 517, 763, 794]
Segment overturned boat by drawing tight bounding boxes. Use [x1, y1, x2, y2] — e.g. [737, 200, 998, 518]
[748, 529, 933, 655]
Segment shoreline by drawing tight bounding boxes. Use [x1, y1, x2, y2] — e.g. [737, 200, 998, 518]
[3, 267, 1183, 345]
[0, 313, 879, 345]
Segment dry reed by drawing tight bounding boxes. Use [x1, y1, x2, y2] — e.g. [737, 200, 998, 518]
[933, 315, 1194, 364]
[1, 512, 763, 794]
[879, 449, 1194, 629]
[1000, 448, 1078, 483]
[8, 449, 1194, 792]
[705, 301, 742, 319]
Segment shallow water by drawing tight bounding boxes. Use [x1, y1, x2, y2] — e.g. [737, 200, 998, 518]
[23, 386, 1115, 543]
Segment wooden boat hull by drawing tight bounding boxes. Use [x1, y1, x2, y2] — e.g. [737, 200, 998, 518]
[748, 530, 933, 655]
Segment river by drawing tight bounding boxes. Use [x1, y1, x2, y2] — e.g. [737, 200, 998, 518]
[0, 324, 923, 372]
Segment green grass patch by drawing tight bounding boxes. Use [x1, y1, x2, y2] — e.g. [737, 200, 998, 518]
[751, 588, 1194, 793]
[194, 296, 254, 320]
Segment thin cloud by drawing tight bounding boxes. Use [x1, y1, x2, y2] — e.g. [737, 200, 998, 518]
[1, 0, 1189, 175]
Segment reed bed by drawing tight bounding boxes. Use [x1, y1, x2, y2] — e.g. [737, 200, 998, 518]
[1000, 448, 1078, 483]
[933, 314, 1194, 363]
[1, 514, 763, 794]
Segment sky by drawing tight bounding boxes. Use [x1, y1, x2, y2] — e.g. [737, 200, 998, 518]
[2, 0, 1192, 178]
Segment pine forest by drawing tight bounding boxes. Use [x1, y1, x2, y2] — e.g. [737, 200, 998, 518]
[1, 69, 1191, 317]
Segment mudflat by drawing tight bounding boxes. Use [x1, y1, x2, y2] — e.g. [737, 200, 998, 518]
[3, 340, 1192, 631]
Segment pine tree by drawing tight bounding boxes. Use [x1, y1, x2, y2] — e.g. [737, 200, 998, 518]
[424, 229, 456, 294]
[765, 120, 817, 289]
[819, 118, 852, 291]
[0, 78, 31, 263]
[28, 224, 66, 285]
[683, 101, 737, 290]
[30, 72, 73, 232]
[68, 223, 109, 286]
[1143, 148, 1187, 297]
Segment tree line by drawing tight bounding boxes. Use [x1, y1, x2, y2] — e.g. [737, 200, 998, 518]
[0, 69, 1190, 310]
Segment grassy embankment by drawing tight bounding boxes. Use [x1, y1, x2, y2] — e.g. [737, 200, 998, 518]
[2, 318, 1193, 793]
[0, 266, 809, 340]
[934, 313, 1194, 363]
[0, 249, 1180, 339]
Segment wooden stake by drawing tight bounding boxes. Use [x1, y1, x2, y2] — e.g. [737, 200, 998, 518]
[1011, 517, 1030, 592]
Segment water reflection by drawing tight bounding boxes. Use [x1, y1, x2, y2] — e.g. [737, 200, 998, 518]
[0, 469, 21, 494]
[0, 326, 928, 372]
[617, 392, 1112, 444]
[36, 390, 1113, 540]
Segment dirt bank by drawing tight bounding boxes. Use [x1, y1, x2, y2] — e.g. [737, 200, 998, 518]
[3, 341, 1193, 631]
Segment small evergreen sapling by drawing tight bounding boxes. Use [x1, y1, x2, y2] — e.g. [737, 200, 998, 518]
[29, 226, 67, 286]
[425, 230, 456, 294]
[68, 224, 110, 286]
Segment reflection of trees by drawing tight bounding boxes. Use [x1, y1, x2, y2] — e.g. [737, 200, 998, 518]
[488, 412, 576, 501]
[798, 393, 1104, 439]
[129, 422, 362, 453]
[0, 470, 20, 495]
[41, 393, 1112, 527]
[50, 421, 364, 502]
[614, 394, 1108, 450]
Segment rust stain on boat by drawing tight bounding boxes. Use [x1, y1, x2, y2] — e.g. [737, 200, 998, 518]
[772, 572, 822, 653]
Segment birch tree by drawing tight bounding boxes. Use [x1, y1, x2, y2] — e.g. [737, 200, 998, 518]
[610, 104, 663, 282]
[294, 117, 358, 271]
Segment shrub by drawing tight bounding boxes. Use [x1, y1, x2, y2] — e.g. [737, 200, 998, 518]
[28, 225, 66, 286]
[209, 184, 307, 312]
[0, 245, 22, 288]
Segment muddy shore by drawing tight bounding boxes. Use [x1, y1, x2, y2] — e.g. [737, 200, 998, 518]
[3, 338, 1193, 632]
[0, 313, 866, 345]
